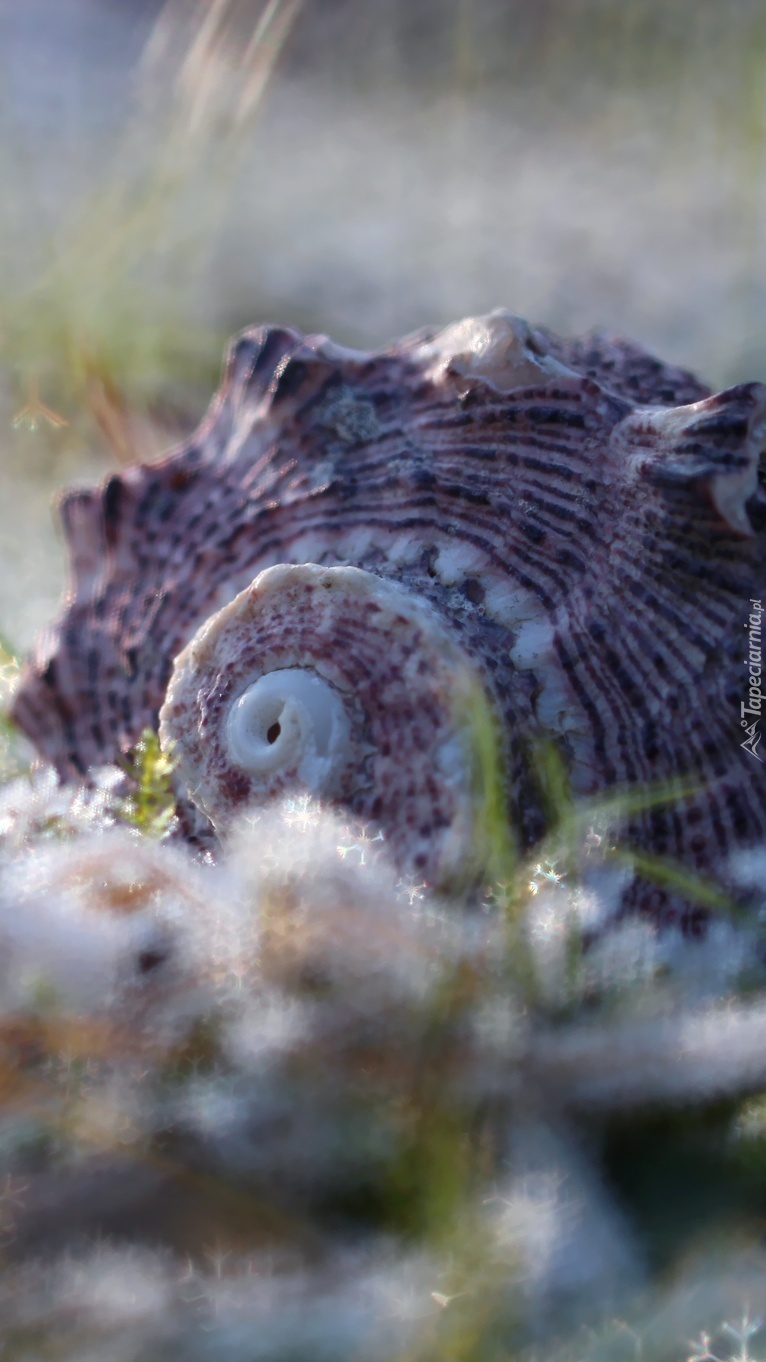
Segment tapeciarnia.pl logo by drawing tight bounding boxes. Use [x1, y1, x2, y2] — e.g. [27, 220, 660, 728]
[741, 598, 763, 762]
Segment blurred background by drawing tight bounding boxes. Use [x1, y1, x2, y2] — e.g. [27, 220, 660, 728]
[1, 0, 765, 647]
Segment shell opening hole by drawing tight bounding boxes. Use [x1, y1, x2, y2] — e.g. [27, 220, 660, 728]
[226, 668, 350, 786]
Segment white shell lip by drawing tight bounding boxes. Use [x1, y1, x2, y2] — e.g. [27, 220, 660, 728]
[226, 667, 350, 794]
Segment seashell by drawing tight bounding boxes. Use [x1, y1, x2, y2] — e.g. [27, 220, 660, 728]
[11, 309, 766, 922]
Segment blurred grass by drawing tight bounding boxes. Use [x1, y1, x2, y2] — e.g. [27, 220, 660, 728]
[2, 0, 766, 491]
[1, 0, 302, 477]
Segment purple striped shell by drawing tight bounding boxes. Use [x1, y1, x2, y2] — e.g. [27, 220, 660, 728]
[12, 311, 766, 916]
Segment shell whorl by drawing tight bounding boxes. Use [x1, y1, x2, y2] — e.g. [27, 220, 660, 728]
[159, 563, 481, 884]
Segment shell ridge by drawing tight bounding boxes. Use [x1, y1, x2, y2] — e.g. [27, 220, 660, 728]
[617, 382, 766, 538]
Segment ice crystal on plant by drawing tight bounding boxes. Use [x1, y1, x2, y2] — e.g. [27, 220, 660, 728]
[0, 766, 760, 1356]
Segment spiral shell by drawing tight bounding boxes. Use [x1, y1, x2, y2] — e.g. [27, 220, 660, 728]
[11, 309, 766, 925]
[159, 563, 482, 884]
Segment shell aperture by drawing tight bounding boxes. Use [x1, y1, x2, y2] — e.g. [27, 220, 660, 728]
[226, 669, 350, 787]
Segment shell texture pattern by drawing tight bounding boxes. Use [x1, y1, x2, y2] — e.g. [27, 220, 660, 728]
[12, 311, 766, 917]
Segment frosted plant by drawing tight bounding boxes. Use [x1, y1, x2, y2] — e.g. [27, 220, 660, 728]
[0, 770, 762, 1356]
[0, 764, 120, 851]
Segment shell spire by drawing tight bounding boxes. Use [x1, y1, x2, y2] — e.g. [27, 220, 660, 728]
[11, 310, 766, 920]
